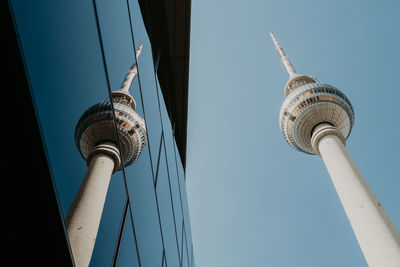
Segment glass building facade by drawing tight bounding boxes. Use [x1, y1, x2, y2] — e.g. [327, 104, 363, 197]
[8, 1, 194, 266]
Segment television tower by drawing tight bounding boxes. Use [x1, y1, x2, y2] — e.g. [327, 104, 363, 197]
[66, 44, 147, 267]
[270, 32, 400, 267]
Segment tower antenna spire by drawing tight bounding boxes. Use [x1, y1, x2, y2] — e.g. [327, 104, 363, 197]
[269, 32, 296, 77]
[120, 43, 143, 92]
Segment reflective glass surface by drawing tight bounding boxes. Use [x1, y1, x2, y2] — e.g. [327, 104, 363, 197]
[95, 0, 138, 92]
[129, 0, 163, 174]
[116, 208, 140, 267]
[161, 93, 184, 257]
[157, 76, 187, 262]
[182, 236, 189, 267]
[175, 138, 194, 260]
[9, 0, 112, 216]
[10, 1, 194, 266]
[157, 142, 181, 267]
[125, 144, 164, 267]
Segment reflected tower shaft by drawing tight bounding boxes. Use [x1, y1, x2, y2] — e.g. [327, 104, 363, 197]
[66, 45, 147, 267]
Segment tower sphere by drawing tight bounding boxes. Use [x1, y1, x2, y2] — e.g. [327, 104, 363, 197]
[279, 76, 354, 154]
[75, 90, 147, 169]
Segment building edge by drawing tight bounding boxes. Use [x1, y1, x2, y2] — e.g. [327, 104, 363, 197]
[139, 0, 191, 170]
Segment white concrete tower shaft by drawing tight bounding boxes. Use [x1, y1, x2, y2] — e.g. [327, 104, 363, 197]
[271, 32, 400, 267]
[311, 124, 400, 267]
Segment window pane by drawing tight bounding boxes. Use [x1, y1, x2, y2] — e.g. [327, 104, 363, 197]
[95, 0, 138, 92]
[116, 208, 140, 267]
[125, 145, 163, 267]
[191, 245, 195, 267]
[128, 0, 162, 174]
[90, 173, 127, 266]
[158, 80, 184, 256]
[157, 77, 172, 140]
[182, 233, 189, 267]
[175, 139, 194, 254]
[157, 142, 180, 267]
[164, 132, 184, 258]
[9, 0, 113, 217]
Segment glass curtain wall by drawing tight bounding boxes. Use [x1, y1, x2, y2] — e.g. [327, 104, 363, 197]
[9, 0, 194, 266]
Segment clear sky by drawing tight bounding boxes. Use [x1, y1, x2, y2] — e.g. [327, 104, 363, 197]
[186, 0, 400, 266]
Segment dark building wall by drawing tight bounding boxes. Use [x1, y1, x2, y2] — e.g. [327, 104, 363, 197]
[138, 0, 191, 168]
[3, 1, 75, 265]
[6, 0, 193, 266]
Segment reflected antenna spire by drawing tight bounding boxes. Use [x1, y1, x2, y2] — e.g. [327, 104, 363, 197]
[120, 43, 143, 92]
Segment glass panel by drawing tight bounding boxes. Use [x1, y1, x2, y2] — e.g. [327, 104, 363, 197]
[128, 0, 162, 174]
[125, 144, 163, 267]
[90, 173, 127, 267]
[9, 0, 113, 217]
[183, 226, 195, 267]
[180, 221, 185, 263]
[156, 143, 180, 267]
[95, 0, 138, 91]
[157, 77, 172, 139]
[182, 234, 189, 267]
[162, 252, 166, 267]
[191, 245, 195, 267]
[174, 139, 194, 253]
[164, 133, 184, 258]
[158, 81, 184, 255]
[116, 208, 140, 267]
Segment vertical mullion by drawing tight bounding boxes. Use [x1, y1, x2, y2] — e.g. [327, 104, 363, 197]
[154, 133, 163, 186]
[111, 199, 129, 266]
[162, 136, 182, 264]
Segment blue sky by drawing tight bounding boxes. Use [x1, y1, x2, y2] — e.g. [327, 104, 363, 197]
[187, 0, 400, 266]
